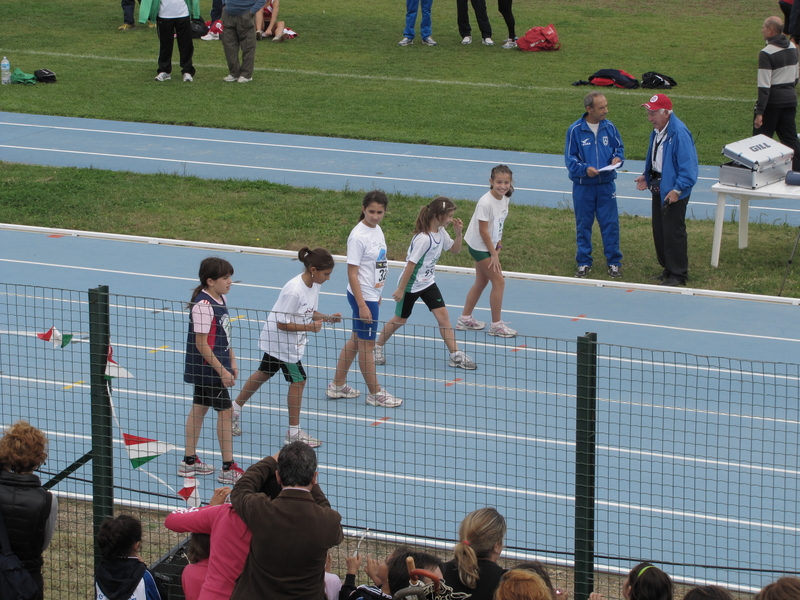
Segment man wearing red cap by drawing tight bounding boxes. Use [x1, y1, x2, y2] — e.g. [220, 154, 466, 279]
[754, 15, 800, 171]
[634, 94, 698, 287]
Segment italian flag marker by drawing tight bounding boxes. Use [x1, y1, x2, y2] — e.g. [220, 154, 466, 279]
[37, 326, 73, 348]
[178, 477, 201, 508]
[123, 433, 178, 469]
[105, 346, 134, 379]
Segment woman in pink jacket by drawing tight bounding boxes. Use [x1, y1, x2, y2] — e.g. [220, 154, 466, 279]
[164, 487, 251, 600]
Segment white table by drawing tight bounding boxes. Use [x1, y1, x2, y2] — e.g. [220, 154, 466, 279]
[711, 181, 800, 267]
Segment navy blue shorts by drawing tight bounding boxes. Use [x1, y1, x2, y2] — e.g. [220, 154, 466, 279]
[347, 290, 380, 341]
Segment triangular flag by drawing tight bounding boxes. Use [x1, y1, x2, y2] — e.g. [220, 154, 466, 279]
[123, 433, 178, 469]
[105, 346, 133, 379]
[37, 326, 73, 348]
[178, 477, 201, 508]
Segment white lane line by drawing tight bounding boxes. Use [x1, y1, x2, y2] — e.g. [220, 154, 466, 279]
[3, 256, 800, 346]
[24, 424, 800, 532]
[0, 50, 756, 102]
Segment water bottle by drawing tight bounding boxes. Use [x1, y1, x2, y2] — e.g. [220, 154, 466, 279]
[1, 57, 10, 85]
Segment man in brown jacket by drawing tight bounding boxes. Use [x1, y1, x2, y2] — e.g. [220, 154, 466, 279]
[230, 442, 343, 600]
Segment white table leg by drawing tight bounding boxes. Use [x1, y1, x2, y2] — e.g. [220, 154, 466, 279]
[711, 191, 727, 267]
[739, 198, 750, 249]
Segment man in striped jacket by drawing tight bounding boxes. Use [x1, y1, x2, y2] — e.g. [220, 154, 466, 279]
[754, 15, 800, 170]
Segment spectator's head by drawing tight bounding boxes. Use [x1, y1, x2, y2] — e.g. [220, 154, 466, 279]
[682, 586, 733, 600]
[495, 569, 551, 600]
[0, 420, 48, 474]
[512, 562, 557, 599]
[276, 441, 317, 488]
[584, 92, 609, 124]
[623, 563, 672, 600]
[453, 507, 507, 589]
[763, 16, 783, 39]
[97, 515, 143, 561]
[187, 533, 211, 564]
[755, 577, 800, 600]
[386, 549, 443, 595]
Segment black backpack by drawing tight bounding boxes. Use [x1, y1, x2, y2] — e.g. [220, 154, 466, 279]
[641, 71, 677, 89]
[0, 509, 40, 600]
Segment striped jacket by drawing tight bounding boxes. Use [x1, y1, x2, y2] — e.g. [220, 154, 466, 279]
[756, 34, 799, 114]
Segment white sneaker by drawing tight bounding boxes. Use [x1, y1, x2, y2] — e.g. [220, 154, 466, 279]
[488, 321, 517, 337]
[374, 344, 386, 365]
[284, 429, 322, 447]
[421, 36, 437, 46]
[177, 457, 214, 476]
[218, 462, 244, 484]
[182, 73, 193, 82]
[457, 315, 486, 330]
[232, 410, 242, 436]
[223, 74, 237, 82]
[398, 37, 413, 46]
[461, 36, 472, 44]
[154, 72, 171, 82]
[366, 388, 403, 408]
[201, 32, 219, 41]
[449, 350, 478, 370]
[237, 76, 252, 83]
[482, 37, 494, 46]
[326, 382, 361, 399]
[501, 37, 517, 49]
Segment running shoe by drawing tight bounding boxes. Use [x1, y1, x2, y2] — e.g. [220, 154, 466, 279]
[182, 73, 193, 82]
[456, 315, 486, 330]
[501, 37, 517, 49]
[118, 23, 136, 31]
[218, 462, 244, 484]
[201, 32, 219, 41]
[461, 36, 472, 44]
[398, 37, 413, 46]
[154, 72, 171, 82]
[326, 382, 361, 399]
[421, 36, 438, 46]
[608, 265, 622, 278]
[488, 321, 517, 338]
[449, 350, 478, 370]
[482, 37, 494, 46]
[374, 344, 386, 365]
[237, 76, 252, 83]
[284, 429, 322, 447]
[178, 457, 214, 477]
[575, 265, 591, 278]
[366, 388, 403, 408]
[232, 410, 242, 436]
[223, 74, 237, 82]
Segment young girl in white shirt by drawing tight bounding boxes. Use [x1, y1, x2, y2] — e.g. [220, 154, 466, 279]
[233, 247, 341, 448]
[373, 197, 477, 370]
[327, 191, 403, 408]
[457, 165, 517, 338]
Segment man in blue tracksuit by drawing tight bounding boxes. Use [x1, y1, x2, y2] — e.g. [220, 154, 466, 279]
[565, 92, 625, 279]
[635, 93, 698, 287]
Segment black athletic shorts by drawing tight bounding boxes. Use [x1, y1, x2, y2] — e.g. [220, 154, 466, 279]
[394, 283, 446, 319]
[257, 352, 307, 383]
[193, 382, 232, 411]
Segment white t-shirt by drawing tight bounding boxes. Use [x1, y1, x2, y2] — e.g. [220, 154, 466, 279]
[259, 274, 320, 363]
[464, 191, 509, 252]
[159, 0, 189, 18]
[346, 221, 388, 301]
[401, 227, 454, 294]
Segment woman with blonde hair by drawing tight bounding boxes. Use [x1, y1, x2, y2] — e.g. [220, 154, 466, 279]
[0, 420, 57, 600]
[494, 569, 552, 600]
[442, 507, 507, 599]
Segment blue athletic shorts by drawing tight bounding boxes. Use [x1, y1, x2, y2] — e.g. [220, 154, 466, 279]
[347, 290, 380, 340]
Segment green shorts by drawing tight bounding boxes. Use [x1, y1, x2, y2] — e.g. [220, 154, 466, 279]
[467, 244, 492, 263]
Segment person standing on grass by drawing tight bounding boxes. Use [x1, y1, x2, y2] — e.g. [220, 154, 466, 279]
[180, 257, 244, 485]
[457, 0, 493, 45]
[140, 0, 198, 82]
[327, 191, 403, 408]
[373, 197, 477, 371]
[634, 94, 698, 287]
[231, 247, 342, 447]
[398, 0, 438, 46]
[754, 16, 800, 171]
[497, 0, 516, 48]
[221, 0, 266, 83]
[457, 165, 516, 338]
[565, 91, 625, 280]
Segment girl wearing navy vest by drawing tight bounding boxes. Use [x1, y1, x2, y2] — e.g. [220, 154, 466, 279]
[179, 257, 243, 485]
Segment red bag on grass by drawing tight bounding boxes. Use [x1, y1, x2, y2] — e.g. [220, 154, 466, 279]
[516, 24, 560, 51]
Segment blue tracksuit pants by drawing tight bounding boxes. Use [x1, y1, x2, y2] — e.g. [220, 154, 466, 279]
[404, 0, 433, 39]
[573, 181, 622, 267]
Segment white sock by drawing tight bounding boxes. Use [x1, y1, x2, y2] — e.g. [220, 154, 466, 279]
[289, 426, 300, 437]
[233, 402, 242, 416]
[492, 321, 503, 327]
[450, 351, 459, 358]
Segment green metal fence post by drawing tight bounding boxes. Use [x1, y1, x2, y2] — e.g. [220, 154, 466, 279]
[575, 332, 598, 600]
[89, 285, 114, 570]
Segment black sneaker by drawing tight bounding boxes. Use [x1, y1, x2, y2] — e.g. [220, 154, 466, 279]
[575, 265, 591, 278]
[607, 265, 622, 278]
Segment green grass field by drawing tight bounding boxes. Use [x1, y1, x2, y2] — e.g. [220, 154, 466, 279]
[3, 0, 800, 297]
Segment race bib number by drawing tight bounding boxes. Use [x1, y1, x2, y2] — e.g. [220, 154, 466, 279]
[375, 258, 387, 289]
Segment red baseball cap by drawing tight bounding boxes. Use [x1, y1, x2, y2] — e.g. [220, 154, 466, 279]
[641, 94, 673, 111]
